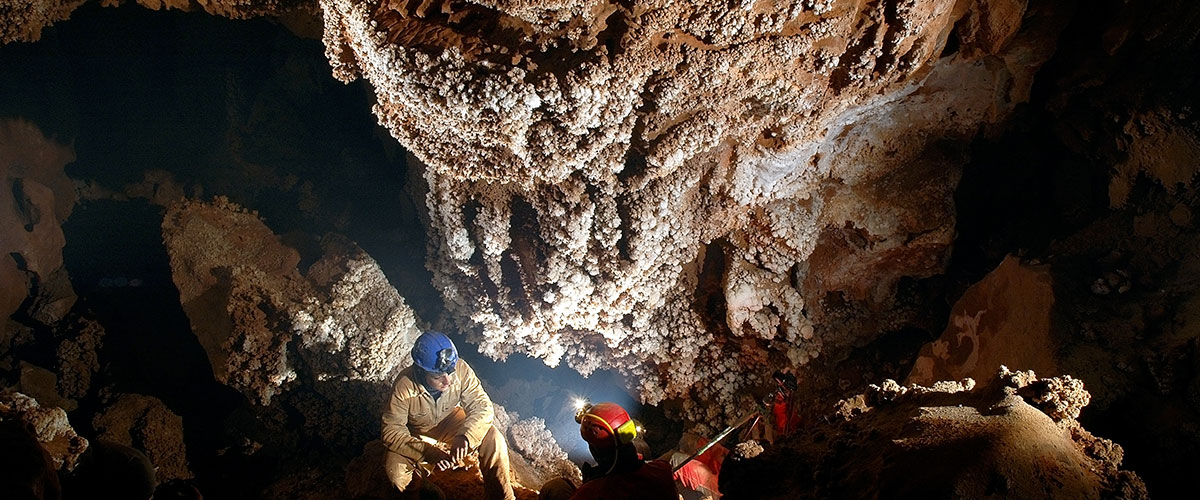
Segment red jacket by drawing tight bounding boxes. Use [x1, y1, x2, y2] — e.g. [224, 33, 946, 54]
[673, 439, 728, 496]
[572, 460, 678, 500]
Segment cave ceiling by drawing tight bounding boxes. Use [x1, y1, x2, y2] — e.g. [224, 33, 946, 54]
[317, 0, 1053, 421]
[4, 0, 1200, 432]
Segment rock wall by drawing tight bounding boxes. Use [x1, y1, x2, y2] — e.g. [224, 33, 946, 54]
[0, 0, 86, 43]
[0, 0, 314, 43]
[93, 393, 193, 482]
[907, 255, 1059, 386]
[0, 119, 78, 326]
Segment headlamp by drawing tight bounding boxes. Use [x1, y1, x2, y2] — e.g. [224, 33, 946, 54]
[573, 398, 593, 423]
[434, 348, 457, 374]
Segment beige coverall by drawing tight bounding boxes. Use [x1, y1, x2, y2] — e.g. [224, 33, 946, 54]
[382, 359, 514, 500]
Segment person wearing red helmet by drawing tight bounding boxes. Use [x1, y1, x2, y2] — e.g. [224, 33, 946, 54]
[382, 331, 514, 500]
[539, 402, 677, 500]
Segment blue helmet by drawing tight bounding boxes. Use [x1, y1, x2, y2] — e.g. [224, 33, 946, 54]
[412, 331, 458, 374]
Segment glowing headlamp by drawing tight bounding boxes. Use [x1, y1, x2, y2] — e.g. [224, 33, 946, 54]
[572, 398, 592, 422]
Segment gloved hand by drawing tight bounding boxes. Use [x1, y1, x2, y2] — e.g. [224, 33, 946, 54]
[580, 462, 601, 482]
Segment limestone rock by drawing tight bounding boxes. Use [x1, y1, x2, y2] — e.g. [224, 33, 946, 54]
[1, 320, 35, 371]
[162, 196, 305, 404]
[506, 415, 581, 487]
[0, 0, 86, 43]
[723, 368, 1146, 499]
[0, 119, 77, 324]
[53, 315, 105, 400]
[93, 393, 193, 482]
[317, 0, 1067, 424]
[906, 255, 1059, 386]
[162, 197, 420, 407]
[27, 267, 76, 327]
[16, 362, 76, 413]
[295, 234, 419, 386]
[1108, 108, 1200, 208]
[0, 390, 88, 471]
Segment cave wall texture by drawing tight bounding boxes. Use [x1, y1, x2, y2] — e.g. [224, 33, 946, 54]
[4, 0, 1200, 497]
[3, 2, 1056, 422]
[315, 0, 1071, 425]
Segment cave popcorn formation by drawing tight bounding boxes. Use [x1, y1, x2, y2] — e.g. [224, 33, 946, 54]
[315, 0, 1054, 422]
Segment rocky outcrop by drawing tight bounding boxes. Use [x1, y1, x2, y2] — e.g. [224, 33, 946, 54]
[0, 0, 315, 44]
[0, 119, 78, 326]
[15, 362, 76, 413]
[0, 0, 86, 43]
[53, 315, 105, 401]
[93, 393, 193, 482]
[0, 390, 88, 471]
[506, 415, 581, 487]
[317, 0, 1065, 424]
[1107, 108, 1200, 209]
[161, 196, 305, 404]
[161, 197, 421, 405]
[720, 368, 1146, 499]
[906, 255, 1059, 386]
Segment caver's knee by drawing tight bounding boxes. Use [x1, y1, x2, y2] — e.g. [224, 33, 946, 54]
[538, 477, 576, 500]
[384, 450, 416, 491]
[477, 425, 509, 463]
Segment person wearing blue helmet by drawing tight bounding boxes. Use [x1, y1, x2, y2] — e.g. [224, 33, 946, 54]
[381, 331, 514, 500]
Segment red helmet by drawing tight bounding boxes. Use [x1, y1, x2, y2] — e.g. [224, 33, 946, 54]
[576, 402, 638, 447]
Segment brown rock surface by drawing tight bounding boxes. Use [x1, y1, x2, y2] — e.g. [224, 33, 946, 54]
[0, 390, 88, 471]
[93, 393, 193, 482]
[0, 0, 86, 43]
[161, 196, 305, 403]
[0, 119, 78, 324]
[721, 369, 1146, 499]
[0, 0, 315, 44]
[316, 0, 1067, 425]
[53, 315, 105, 400]
[162, 197, 421, 420]
[907, 255, 1059, 386]
[16, 361, 76, 412]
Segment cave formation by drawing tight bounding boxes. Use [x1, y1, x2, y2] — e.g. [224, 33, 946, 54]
[2, 0, 1199, 498]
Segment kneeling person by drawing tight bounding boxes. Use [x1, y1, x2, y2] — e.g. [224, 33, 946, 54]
[382, 331, 515, 500]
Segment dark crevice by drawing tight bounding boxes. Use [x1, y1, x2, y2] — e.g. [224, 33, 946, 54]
[11, 178, 41, 232]
[940, 23, 962, 58]
[504, 195, 544, 320]
[9, 251, 29, 271]
[692, 239, 731, 336]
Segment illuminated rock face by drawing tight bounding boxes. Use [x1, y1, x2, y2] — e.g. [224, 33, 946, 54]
[721, 368, 1148, 499]
[318, 0, 1057, 420]
[0, 391, 88, 471]
[161, 197, 421, 406]
[93, 393, 193, 482]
